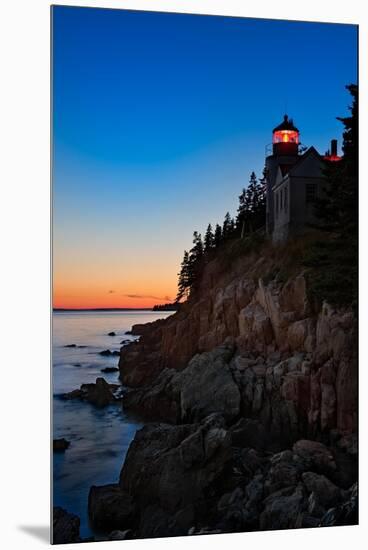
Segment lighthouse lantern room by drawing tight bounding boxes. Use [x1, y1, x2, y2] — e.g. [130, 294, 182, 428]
[272, 114, 299, 156]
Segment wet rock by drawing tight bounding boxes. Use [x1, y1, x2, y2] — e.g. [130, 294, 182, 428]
[99, 349, 112, 356]
[108, 530, 133, 540]
[53, 507, 80, 544]
[88, 484, 136, 531]
[63, 378, 119, 407]
[108, 331, 116, 336]
[53, 438, 70, 452]
[101, 367, 119, 373]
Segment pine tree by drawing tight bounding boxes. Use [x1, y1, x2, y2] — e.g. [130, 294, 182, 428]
[303, 84, 358, 311]
[222, 212, 232, 240]
[214, 224, 222, 247]
[186, 231, 204, 294]
[204, 223, 215, 251]
[176, 250, 190, 302]
[314, 84, 358, 235]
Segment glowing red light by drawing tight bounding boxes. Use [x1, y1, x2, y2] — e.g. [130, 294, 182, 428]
[273, 130, 299, 145]
[324, 155, 342, 162]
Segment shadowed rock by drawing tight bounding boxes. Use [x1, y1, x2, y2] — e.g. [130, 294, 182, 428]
[53, 507, 80, 544]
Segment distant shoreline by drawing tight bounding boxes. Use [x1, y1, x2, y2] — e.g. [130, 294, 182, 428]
[53, 308, 154, 312]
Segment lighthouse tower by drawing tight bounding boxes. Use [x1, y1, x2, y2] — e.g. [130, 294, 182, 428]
[265, 115, 300, 234]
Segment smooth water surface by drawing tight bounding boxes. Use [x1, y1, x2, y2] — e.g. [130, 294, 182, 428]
[52, 310, 172, 538]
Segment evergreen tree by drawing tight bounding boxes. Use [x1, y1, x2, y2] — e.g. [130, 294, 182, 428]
[176, 250, 190, 302]
[187, 231, 204, 293]
[222, 212, 232, 240]
[304, 84, 358, 311]
[214, 224, 222, 247]
[236, 171, 266, 236]
[314, 84, 358, 235]
[204, 223, 215, 251]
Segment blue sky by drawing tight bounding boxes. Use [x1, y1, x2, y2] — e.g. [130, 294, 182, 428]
[52, 6, 357, 307]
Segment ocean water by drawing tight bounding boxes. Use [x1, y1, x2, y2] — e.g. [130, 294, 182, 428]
[52, 310, 172, 539]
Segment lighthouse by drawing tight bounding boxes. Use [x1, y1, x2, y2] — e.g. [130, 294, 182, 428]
[265, 115, 300, 235]
[265, 115, 340, 242]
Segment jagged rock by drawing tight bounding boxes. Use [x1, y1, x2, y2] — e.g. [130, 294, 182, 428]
[123, 368, 180, 422]
[53, 507, 80, 544]
[63, 378, 119, 407]
[319, 482, 358, 526]
[119, 414, 231, 537]
[229, 418, 269, 449]
[123, 346, 240, 424]
[259, 485, 306, 530]
[293, 440, 336, 475]
[302, 471, 341, 508]
[108, 530, 133, 540]
[53, 438, 70, 452]
[101, 367, 119, 373]
[179, 347, 240, 422]
[88, 484, 136, 530]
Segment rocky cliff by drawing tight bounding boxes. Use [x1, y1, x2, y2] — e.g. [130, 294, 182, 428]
[88, 239, 358, 539]
[119, 241, 357, 441]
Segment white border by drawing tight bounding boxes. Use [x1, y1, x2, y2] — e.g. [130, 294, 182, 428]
[1, 1, 366, 548]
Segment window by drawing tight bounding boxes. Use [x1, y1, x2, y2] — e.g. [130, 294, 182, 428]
[306, 183, 317, 204]
[284, 187, 288, 212]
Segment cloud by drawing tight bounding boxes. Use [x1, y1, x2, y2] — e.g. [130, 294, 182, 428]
[123, 293, 173, 302]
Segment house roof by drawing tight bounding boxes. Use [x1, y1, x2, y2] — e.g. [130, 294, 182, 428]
[272, 146, 324, 190]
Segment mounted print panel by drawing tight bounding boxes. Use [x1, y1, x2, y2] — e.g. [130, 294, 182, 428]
[51, 5, 358, 544]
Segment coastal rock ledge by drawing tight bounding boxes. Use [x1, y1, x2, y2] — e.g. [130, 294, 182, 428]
[119, 267, 356, 440]
[88, 246, 357, 539]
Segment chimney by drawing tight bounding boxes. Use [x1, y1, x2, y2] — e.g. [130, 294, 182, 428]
[331, 139, 338, 157]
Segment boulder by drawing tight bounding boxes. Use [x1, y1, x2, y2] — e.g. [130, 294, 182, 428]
[53, 507, 80, 544]
[88, 484, 136, 531]
[53, 438, 70, 452]
[319, 482, 358, 527]
[119, 414, 231, 537]
[108, 331, 116, 336]
[63, 378, 119, 407]
[101, 367, 119, 373]
[293, 440, 336, 475]
[301, 471, 341, 508]
[259, 485, 305, 530]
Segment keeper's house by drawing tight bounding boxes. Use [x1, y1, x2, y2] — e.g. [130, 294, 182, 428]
[265, 115, 341, 242]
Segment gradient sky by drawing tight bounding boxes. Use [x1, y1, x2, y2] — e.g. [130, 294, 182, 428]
[52, 6, 357, 309]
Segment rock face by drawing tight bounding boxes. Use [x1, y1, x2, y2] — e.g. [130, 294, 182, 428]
[53, 507, 80, 544]
[123, 346, 240, 424]
[119, 414, 231, 538]
[119, 257, 357, 440]
[109, 243, 357, 539]
[88, 484, 136, 531]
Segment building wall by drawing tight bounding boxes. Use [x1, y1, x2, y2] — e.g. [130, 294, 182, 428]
[273, 175, 325, 242]
[265, 153, 299, 235]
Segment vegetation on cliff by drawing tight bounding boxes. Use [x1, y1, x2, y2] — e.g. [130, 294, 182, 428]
[303, 84, 358, 311]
